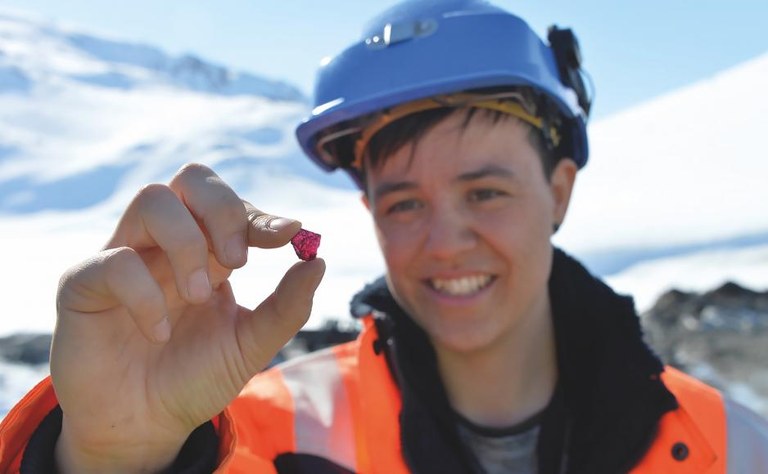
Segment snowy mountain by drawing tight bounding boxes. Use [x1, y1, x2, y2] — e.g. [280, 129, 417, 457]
[0, 10, 304, 101]
[0, 7, 766, 332]
[555, 47, 768, 272]
[0, 8, 357, 217]
[0, 8, 378, 339]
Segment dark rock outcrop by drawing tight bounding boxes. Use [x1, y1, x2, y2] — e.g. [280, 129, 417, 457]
[0, 324, 359, 369]
[270, 321, 359, 366]
[3, 283, 767, 416]
[0, 333, 52, 365]
[643, 281, 768, 415]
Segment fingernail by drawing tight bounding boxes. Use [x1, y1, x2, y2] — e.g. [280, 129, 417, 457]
[153, 318, 171, 343]
[187, 269, 211, 301]
[225, 234, 246, 265]
[266, 217, 297, 231]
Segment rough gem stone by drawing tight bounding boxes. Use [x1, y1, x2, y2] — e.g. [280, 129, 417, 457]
[291, 228, 321, 261]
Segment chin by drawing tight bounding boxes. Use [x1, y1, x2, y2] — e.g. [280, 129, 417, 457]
[426, 319, 504, 356]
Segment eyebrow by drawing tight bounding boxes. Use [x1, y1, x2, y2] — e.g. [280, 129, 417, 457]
[456, 164, 516, 182]
[372, 180, 417, 201]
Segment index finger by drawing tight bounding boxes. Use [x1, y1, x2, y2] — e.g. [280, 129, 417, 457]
[243, 201, 303, 249]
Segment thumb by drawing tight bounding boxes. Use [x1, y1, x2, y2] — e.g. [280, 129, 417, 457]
[235, 258, 326, 377]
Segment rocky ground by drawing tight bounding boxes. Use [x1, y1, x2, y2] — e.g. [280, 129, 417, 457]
[2, 282, 767, 419]
[642, 281, 768, 416]
[0, 323, 358, 369]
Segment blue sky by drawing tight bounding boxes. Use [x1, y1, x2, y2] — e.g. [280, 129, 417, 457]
[1, 0, 766, 119]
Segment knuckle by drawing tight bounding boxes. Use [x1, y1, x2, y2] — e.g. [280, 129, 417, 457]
[56, 263, 82, 301]
[247, 210, 273, 229]
[173, 163, 214, 184]
[171, 234, 208, 260]
[212, 199, 247, 225]
[135, 183, 174, 206]
[102, 247, 139, 279]
[102, 248, 164, 307]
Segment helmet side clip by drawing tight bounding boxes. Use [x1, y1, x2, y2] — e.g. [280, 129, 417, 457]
[547, 25, 593, 118]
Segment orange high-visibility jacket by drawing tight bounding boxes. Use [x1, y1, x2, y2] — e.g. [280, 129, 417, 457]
[2, 316, 767, 473]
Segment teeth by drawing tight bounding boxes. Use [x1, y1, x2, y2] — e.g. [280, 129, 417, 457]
[431, 275, 492, 296]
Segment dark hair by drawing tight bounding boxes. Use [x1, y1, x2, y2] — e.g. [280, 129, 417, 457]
[363, 107, 562, 189]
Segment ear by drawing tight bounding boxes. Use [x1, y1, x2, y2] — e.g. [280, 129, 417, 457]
[549, 158, 577, 229]
[361, 192, 371, 212]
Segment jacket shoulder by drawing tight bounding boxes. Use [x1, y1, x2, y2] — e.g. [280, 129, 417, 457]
[0, 377, 59, 473]
[633, 366, 768, 473]
[631, 367, 727, 472]
[661, 366, 722, 408]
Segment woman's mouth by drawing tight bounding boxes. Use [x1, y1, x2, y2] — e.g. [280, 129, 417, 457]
[428, 274, 495, 296]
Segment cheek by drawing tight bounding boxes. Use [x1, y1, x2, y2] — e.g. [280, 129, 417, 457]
[518, 190, 557, 234]
[474, 200, 554, 256]
[374, 221, 420, 272]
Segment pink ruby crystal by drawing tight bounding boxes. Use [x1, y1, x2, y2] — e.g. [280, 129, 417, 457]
[291, 228, 321, 261]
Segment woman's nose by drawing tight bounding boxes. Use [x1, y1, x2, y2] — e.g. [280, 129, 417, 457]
[423, 206, 477, 259]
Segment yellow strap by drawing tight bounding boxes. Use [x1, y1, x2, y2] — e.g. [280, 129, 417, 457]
[350, 92, 560, 169]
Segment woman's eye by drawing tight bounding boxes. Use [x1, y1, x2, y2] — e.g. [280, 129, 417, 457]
[387, 199, 422, 214]
[468, 188, 505, 202]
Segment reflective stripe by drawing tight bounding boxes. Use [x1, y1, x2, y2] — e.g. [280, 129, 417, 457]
[278, 346, 357, 471]
[355, 318, 410, 474]
[725, 398, 768, 473]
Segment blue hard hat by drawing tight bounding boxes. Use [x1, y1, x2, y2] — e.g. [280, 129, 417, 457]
[296, 0, 592, 183]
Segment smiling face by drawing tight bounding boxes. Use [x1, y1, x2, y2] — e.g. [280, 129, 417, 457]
[363, 109, 576, 355]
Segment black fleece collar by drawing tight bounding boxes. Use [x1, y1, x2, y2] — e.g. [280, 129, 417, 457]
[350, 247, 678, 474]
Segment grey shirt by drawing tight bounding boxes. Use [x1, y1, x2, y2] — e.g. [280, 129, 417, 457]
[455, 414, 541, 474]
